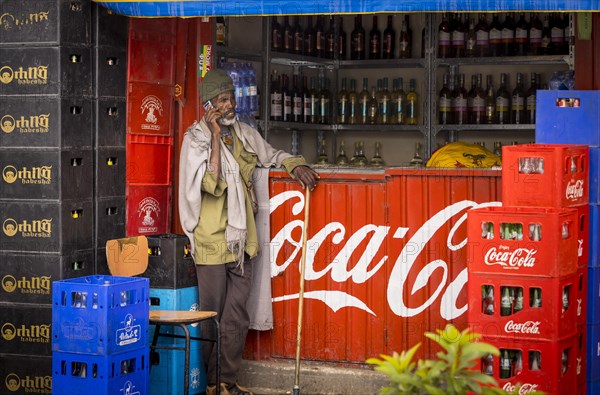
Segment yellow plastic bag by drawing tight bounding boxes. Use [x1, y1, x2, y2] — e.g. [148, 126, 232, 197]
[426, 142, 502, 168]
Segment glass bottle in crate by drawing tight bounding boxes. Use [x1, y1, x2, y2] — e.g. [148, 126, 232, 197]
[530, 288, 542, 308]
[562, 285, 570, 313]
[370, 142, 385, 167]
[482, 285, 494, 315]
[500, 286, 512, 316]
[529, 351, 541, 370]
[513, 287, 524, 313]
[500, 349, 512, 379]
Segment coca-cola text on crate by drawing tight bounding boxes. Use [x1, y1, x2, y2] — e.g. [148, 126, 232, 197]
[468, 272, 579, 341]
[502, 144, 589, 208]
[468, 206, 579, 278]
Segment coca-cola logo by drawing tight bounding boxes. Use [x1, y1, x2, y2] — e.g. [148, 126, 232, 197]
[504, 320, 541, 335]
[484, 246, 537, 269]
[270, 191, 501, 319]
[565, 179, 584, 200]
[502, 383, 539, 394]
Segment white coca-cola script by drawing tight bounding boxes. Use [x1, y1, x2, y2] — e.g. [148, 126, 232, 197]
[565, 179, 584, 200]
[502, 383, 539, 394]
[270, 191, 501, 319]
[484, 247, 537, 269]
[504, 320, 541, 335]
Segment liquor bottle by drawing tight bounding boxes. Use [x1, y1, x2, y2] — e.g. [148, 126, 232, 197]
[336, 140, 349, 165]
[348, 79, 358, 124]
[409, 142, 423, 166]
[283, 16, 293, 53]
[376, 78, 388, 124]
[438, 73, 453, 125]
[396, 78, 407, 125]
[317, 138, 328, 164]
[302, 76, 311, 123]
[383, 15, 395, 59]
[405, 15, 413, 57]
[315, 16, 326, 58]
[465, 17, 477, 57]
[338, 78, 349, 124]
[216, 17, 226, 46]
[351, 141, 368, 166]
[451, 13, 466, 58]
[469, 74, 486, 124]
[318, 77, 331, 124]
[270, 70, 282, 121]
[493, 141, 502, 157]
[453, 73, 468, 125]
[438, 13, 451, 58]
[500, 287, 512, 316]
[292, 74, 303, 123]
[484, 75, 496, 124]
[282, 73, 292, 122]
[475, 13, 490, 56]
[326, 16, 336, 59]
[406, 79, 418, 125]
[293, 16, 304, 55]
[529, 13, 543, 55]
[359, 77, 370, 124]
[309, 76, 319, 123]
[526, 72, 538, 124]
[541, 14, 553, 55]
[496, 73, 511, 124]
[482, 285, 494, 315]
[513, 287, 524, 313]
[501, 13, 516, 56]
[369, 15, 381, 59]
[367, 85, 379, 124]
[338, 17, 347, 60]
[515, 13, 529, 56]
[351, 15, 366, 60]
[304, 16, 315, 56]
[500, 350, 511, 379]
[389, 79, 399, 124]
[399, 17, 410, 59]
[272, 16, 282, 51]
[489, 14, 503, 56]
[370, 142, 385, 167]
[511, 72, 526, 124]
[551, 13, 566, 55]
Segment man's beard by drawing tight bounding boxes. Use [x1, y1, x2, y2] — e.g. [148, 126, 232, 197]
[217, 110, 237, 126]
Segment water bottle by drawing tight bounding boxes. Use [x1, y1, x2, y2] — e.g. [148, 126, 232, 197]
[246, 63, 259, 116]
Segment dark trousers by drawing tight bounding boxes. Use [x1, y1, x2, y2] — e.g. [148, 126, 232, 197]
[196, 259, 253, 385]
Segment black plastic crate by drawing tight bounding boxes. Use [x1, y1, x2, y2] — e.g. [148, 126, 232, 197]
[0, 46, 92, 96]
[0, 148, 93, 200]
[0, 250, 94, 304]
[95, 247, 109, 275]
[92, 3, 129, 49]
[93, 47, 127, 98]
[0, 0, 91, 47]
[0, 96, 93, 149]
[0, 199, 93, 253]
[145, 234, 196, 289]
[95, 147, 125, 197]
[95, 197, 126, 249]
[94, 97, 126, 147]
[0, 353, 52, 394]
[0, 303, 51, 356]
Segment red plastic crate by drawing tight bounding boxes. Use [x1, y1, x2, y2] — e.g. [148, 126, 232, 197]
[576, 267, 588, 327]
[126, 186, 171, 236]
[128, 20, 176, 85]
[467, 206, 578, 277]
[474, 335, 577, 395]
[468, 272, 579, 341]
[127, 82, 174, 136]
[126, 134, 173, 185]
[575, 204, 589, 268]
[576, 325, 586, 386]
[502, 144, 589, 208]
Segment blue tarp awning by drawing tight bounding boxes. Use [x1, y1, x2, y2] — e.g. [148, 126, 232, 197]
[95, 0, 600, 17]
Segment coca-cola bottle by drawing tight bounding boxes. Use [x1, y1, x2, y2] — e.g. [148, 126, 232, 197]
[500, 349, 512, 379]
[529, 351, 541, 370]
[530, 288, 542, 308]
[562, 285, 571, 313]
[482, 285, 495, 315]
[513, 287, 524, 313]
[500, 287, 512, 316]
[482, 353, 494, 376]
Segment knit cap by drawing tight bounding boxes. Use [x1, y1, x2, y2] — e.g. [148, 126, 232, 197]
[200, 69, 234, 103]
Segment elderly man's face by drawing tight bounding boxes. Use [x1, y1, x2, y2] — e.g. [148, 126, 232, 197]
[213, 91, 236, 126]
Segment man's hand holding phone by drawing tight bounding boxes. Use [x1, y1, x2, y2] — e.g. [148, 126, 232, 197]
[203, 100, 222, 136]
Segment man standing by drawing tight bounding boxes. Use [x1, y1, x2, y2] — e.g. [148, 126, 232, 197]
[179, 69, 318, 395]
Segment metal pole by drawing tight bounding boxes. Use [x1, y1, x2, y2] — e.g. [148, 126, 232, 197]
[293, 188, 311, 395]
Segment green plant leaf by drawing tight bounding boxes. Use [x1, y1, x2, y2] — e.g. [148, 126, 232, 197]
[424, 384, 447, 395]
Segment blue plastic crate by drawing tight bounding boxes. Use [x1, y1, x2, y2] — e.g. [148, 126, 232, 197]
[589, 267, 600, 324]
[591, 148, 600, 205]
[149, 286, 202, 342]
[588, 380, 599, 395]
[590, 205, 600, 268]
[52, 275, 150, 355]
[536, 90, 600, 147]
[586, 324, 600, 383]
[52, 347, 149, 395]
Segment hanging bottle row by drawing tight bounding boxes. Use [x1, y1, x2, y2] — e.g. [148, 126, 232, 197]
[437, 12, 571, 58]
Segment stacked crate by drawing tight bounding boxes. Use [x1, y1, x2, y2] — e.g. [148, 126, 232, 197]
[0, 1, 95, 391]
[146, 234, 207, 394]
[92, 4, 128, 270]
[125, 19, 176, 237]
[536, 90, 600, 394]
[467, 144, 589, 394]
[52, 275, 150, 395]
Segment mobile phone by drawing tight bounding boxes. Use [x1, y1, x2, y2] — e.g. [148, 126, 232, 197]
[203, 100, 214, 111]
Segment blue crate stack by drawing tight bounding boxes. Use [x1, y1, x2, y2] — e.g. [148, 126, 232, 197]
[536, 90, 600, 394]
[52, 275, 150, 395]
[145, 234, 207, 395]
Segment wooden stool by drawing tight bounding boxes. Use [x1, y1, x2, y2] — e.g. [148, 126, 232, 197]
[150, 310, 221, 395]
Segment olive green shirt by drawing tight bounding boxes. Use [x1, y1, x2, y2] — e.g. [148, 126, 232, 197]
[193, 128, 306, 265]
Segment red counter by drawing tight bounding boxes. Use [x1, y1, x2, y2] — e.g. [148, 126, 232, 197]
[246, 167, 502, 363]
